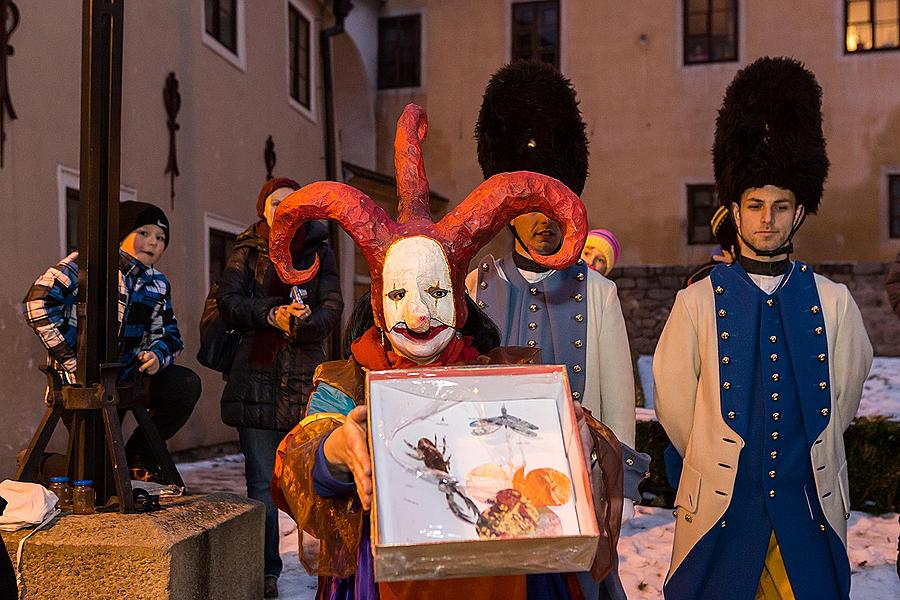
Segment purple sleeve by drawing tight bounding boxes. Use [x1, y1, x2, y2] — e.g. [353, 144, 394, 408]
[313, 436, 357, 498]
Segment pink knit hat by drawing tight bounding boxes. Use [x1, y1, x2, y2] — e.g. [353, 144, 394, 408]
[584, 228, 620, 274]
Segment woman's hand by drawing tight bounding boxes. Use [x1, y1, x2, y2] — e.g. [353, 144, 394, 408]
[322, 405, 373, 510]
[270, 302, 311, 333]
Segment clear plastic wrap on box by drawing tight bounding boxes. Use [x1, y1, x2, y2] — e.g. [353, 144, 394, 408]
[367, 364, 599, 582]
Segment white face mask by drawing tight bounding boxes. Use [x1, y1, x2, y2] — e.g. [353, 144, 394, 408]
[264, 187, 295, 228]
[381, 236, 457, 363]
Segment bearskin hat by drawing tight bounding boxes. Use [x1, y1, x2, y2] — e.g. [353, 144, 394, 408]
[476, 60, 589, 195]
[713, 57, 829, 213]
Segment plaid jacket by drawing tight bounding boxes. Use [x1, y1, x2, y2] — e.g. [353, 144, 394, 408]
[23, 251, 184, 380]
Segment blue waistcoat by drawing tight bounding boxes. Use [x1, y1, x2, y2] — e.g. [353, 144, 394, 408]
[475, 254, 589, 403]
[665, 262, 850, 600]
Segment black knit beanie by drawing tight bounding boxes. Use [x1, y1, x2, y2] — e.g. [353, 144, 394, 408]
[118, 201, 170, 247]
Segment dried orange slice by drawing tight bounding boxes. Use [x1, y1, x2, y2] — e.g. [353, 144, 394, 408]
[522, 467, 572, 507]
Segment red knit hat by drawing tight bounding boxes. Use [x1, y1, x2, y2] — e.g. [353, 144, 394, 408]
[256, 177, 301, 218]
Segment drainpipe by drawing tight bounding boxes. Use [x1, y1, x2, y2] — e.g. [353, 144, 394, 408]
[321, 0, 354, 358]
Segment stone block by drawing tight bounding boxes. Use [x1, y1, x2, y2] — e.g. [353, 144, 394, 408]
[2, 493, 264, 600]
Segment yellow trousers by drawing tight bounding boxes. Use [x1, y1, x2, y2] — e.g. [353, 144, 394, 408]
[755, 531, 795, 600]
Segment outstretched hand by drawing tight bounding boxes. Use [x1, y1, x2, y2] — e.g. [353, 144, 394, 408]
[322, 405, 373, 510]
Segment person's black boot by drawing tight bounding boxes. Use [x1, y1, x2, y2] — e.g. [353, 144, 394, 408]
[263, 575, 279, 598]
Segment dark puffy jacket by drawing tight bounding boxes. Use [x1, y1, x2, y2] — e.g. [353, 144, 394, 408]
[217, 220, 343, 431]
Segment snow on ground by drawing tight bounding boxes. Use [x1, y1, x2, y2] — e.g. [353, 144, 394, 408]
[180, 455, 900, 599]
[637, 356, 900, 422]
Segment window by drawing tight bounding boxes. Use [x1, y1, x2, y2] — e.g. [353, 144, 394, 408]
[890, 174, 900, 238]
[511, 1, 560, 68]
[687, 184, 719, 244]
[65, 187, 80, 254]
[378, 15, 421, 89]
[845, 0, 900, 52]
[205, 0, 238, 53]
[209, 228, 238, 288]
[288, 3, 311, 109]
[683, 0, 738, 65]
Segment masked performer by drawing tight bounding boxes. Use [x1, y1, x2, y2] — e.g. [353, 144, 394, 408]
[654, 57, 873, 600]
[269, 104, 623, 600]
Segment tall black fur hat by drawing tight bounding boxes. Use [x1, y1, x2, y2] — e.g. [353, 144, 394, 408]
[476, 60, 589, 195]
[713, 56, 829, 213]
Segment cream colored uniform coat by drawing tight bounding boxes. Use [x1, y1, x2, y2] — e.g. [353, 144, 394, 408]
[653, 273, 872, 580]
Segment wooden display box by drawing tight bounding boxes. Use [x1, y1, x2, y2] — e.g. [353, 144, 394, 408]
[367, 364, 598, 581]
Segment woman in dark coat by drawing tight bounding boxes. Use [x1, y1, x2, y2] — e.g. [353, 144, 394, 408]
[216, 176, 343, 598]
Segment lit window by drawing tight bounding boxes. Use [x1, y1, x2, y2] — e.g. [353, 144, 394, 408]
[684, 0, 738, 65]
[846, 0, 900, 52]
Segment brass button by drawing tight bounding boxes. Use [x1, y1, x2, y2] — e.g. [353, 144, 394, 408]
[479, 281, 488, 289]
[530, 287, 538, 295]
[481, 262, 489, 271]
[722, 356, 730, 365]
[718, 309, 727, 317]
[723, 381, 731, 390]
[527, 340, 536, 347]
[769, 335, 777, 343]
[768, 470, 776, 478]
[721, 331, 730, 340]
[528, 322, 537, 330]
[771, 393, 779, 401]
[720, 520, 727, 528]
[766, 299, 774, 307]
[672, 509, 678, 517]
[819, 381, 827, 390]
[771, 431, 779, 440]
[811, 305, 820, 314]
[769, 489, 776, 498]
[820, 408, 829, 416]
[770, 353, 778, 362]
[574, 293, 584, 302]
[574, 339, 583, 348]
[818, 353, 826, 362]
[771, 373, 780, 382]
[844, 512, 850, 520]
[529, 304, 538, 312]
[626, 458, 634, 466]
[577, 259, 585, 266]
[800, 264, 808, 272]
[477, 300, 486, 309]
[575, 313, 584, 322]
[819, 523, 826, 531]
[576, 272, 585, 281]
[815, 326, 823, 335]
[685, 514, 692, 523]
[715, 286, 724, 294]
[572, 391, 581, 400]
[772, 412, 780, 421]
[770, 451, 778, 459]
[573, 365, 582, 373]
[727, 410, 736, 419]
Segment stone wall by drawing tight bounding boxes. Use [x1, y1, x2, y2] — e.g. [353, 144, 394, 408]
[608, 262, 900, 357]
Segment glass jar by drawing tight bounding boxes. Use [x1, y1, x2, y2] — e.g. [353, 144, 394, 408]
[72, 480, 96, 515]
[48, 476, 72, 510]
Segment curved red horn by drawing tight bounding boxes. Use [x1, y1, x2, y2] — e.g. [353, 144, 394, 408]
[270, 181, 399, 285]
[435, 171, 588, 270]
[394, 104, 431, 224]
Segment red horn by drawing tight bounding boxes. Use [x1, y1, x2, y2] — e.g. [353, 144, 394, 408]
[270, 181, 399, 285]
[435, 172, 588, 270]
[394, 104, 431, 224]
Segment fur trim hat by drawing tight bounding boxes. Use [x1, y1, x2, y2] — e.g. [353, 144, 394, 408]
[257, 177, 301, 218]
[713, 56, 829, 213]
[476, 60, 589, 195]
[118, 201, 170, 247]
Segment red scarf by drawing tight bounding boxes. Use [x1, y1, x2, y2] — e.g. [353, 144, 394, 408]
[350, 326, 480, 370]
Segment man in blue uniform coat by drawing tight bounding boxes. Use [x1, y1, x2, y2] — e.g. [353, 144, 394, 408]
[654, 57, 873, 600]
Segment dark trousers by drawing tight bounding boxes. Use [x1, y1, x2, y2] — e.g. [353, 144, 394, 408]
[238, 427, 284, 578]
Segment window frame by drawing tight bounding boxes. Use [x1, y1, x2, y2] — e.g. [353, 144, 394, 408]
[685, 183, 720, 245]
[201, 0, 247, 72]
[286, 0, 317, 121]
[56, 165, 137, 259]
[889, 173, 900, 238]
[682, 0, 740, 66]
[377, 12, 424, 91]
[509, 0, 561, 69]
[203, 212, 247, 293]
[843, 0, 900, 54]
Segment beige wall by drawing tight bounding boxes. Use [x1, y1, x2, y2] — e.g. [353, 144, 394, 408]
[377, 0, 900, 266]
[0, 0, 329, 478]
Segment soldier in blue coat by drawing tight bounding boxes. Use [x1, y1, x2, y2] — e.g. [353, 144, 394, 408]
[654, 57, 873, 600]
